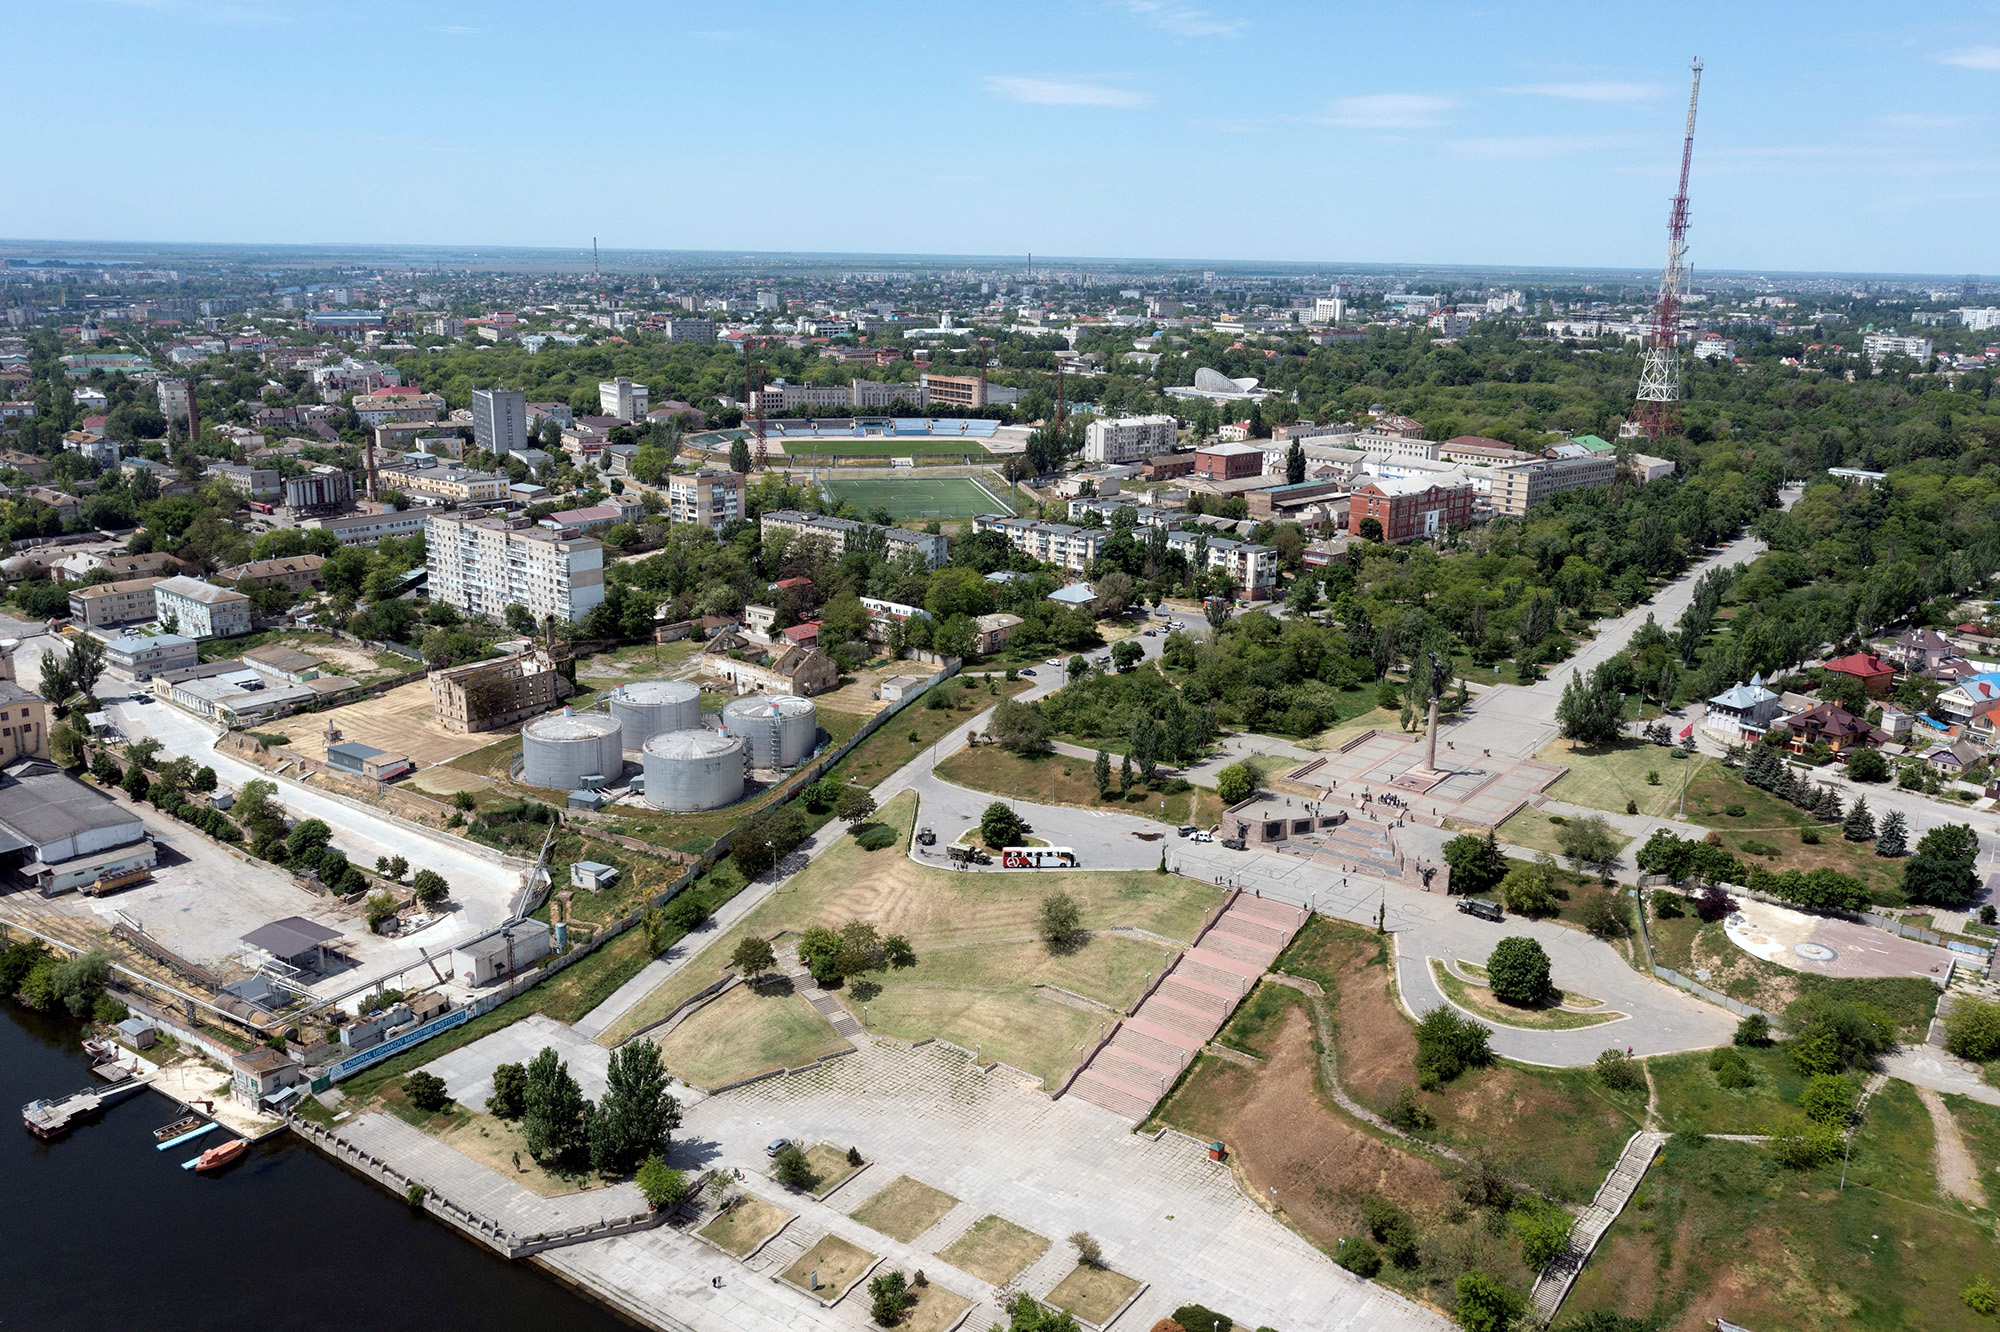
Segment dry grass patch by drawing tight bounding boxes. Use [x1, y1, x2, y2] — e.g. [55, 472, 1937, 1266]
[1045, 1265, 1142, 1326]
[698, 1195, 791, 1257]
[654, 982, 849, 1090]
[801, 1143, 860, 1196]
[597, 789, 1220, 1046]
[778, 1233, 876, 1300]
[937, 1214, 1049, 1286]
[900, 1282, 974, 1332]
[848, 1175, 959, 1243]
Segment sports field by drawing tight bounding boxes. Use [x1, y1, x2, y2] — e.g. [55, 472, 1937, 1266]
[821, 476, 1015, 520]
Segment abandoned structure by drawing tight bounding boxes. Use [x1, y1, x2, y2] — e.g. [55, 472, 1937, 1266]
[428, 647, 573, 733]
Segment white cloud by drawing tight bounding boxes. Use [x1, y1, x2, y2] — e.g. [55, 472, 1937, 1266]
[1318, 94, 1456, 129]
[984, 76, 1153, 108]
[1502, 80, 1663, 102]
[1937, 45, 2000, 69]
[1115, 1, 1245, 38]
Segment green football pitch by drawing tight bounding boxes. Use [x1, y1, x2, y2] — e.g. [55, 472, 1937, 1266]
[820, 476, 1016, 521]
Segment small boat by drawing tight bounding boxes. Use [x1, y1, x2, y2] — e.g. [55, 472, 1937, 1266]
[82, 1038, 117, 1062]
[189, 1139, 248, 1173]
[153, 1115, 203, 1143]
[156, 1121, 217, 1151]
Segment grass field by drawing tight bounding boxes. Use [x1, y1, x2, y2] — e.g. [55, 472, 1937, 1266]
[654, 981, 849, 1089]
[1538, 739, 1713, 819]
[1565, 1086, 1999, 1331]
[848, 1175, 959, 1243]
[937, 1215, 1049, 1285]
[821, 475, 1013, 520]
[699, 1196, 792, 1257]
[934, 747, 1223, 829]
[1496, 807, 1634, 860]
[1428, 958, 1624, 1030]
[1045, 1265, 1142, 1325]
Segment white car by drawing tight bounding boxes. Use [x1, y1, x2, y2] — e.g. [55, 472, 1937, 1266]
[1046, 658, 1064, 666]
[1190, 830, 1214, 843]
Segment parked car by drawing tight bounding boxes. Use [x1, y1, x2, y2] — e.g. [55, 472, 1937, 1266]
[1176, 825, 1195, 838]
[1190, 830, 1215, 843]
[1020, 668, 1036, 676]
[917, 827, 936, 846]
[1046, 658, 1064, 666]
[765, 1137, 792, 1156]
[1457, 899, 1504, 923]
[1221, 836, 1247, 851]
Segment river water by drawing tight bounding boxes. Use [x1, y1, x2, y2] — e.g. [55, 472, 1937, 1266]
[0, 1003, 633, 1330]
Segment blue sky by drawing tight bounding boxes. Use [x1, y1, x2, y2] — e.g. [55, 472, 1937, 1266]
[7, 0, 2000, 274]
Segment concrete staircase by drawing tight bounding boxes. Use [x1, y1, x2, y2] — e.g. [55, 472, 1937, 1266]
[776, 944, 865, 1041]
[1529, 1130, 1667, 1322]
[1064, 892, 1307, 1122]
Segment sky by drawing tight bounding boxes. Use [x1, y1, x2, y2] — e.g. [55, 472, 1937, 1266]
[6, 0, 2000, 275]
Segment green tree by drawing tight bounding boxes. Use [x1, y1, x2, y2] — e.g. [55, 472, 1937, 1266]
[729, 437, 752, 473]
[1039, 891, 1083, 949]
[635, 1154, 690, 1210]
[120, 765, 150, 802]
[1555, 814, 1622, 878]
[376, 854, 409, 880]
[403, 1070, 451, 1113]
[979, 801, 1028, 848]
[1511, 1197, 1575, 1270]
[487, 1062, 528, 1118]
[1498, 855, 1560, 916]
[1875, 809, 1908, 857]
[1904, 822, 1980, 907]
[1215, 762, 1256, 805]
[730, 935, 778, 980]
[991, 697, 1050, 755]
[1093, 748, 1111, 794]
[364, 891, 398, 931]
[1945, 997, 2000, 1062]
[523, 1046, 591, 1166]
[589, 1039, 682, 1175]
[868, 1270, 915, 1326]
[411, 868, 449, 906]
[1454, 1272, 1526, 1332]
[1841, 796, 1875, 842]
[1485, 936, 1553, 1006]
[1285, 438, 1306, 485]
[835, 785, 877, 825]
[1442, 831, 1509, 896]
[286, 817, 333, 861]
[1846, 746, 1888, 782]
[772, 1142, 817, 1190]
[1414, 1005, 1493, 1088]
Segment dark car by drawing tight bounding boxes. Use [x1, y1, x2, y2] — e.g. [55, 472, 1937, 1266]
[1457, 898, 1504, 923]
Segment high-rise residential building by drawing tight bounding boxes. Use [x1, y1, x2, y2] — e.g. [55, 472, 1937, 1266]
[471, 387, 527, 457]
[598, 376, 649, 421]
[1313, 297, 1346, 324]
[663, 318, 716, 344]
[425, 512, 606, 625]
[156, 379, 191, 422]
[1084, 415, 1178, 464]
[970, 516, 1108, 573]
[666, 469, 744, 532]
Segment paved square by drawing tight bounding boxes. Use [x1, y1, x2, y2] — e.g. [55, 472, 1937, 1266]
[1285, 729, 1565, 829]
[421, 1013, 614, 1111]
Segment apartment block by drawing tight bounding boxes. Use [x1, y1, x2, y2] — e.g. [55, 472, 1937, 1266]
[663, 318, 716, 344]
[68, 576, 161, 628]
[598, 376, 649, 421]
[425, 512, 606, 624]
[1084, 414, 1178, 464]
[1861, 334, 1934, 362]
[216, 555, 326, 594]
[377, 455, 511, 505]
[759, 509, 948, 569]
[1165, 530, 1279, 598]
[471, 387, 527, 457]
[666, 469, 744, 532]
[1352, 432, 1441, 462]
[971, 515, 1107, 573]
[1349, 476, 1475, 543]
[153, 576, 253, 639]
[299, 508, 431, 546]
[206, 462, 282, 499]
[1489, 455, 1618, 517]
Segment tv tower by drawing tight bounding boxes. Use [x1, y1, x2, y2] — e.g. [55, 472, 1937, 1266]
[1634, 58, 1703, 442]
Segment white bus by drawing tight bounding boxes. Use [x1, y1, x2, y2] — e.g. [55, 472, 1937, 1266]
[1002, 847, 1078, 869]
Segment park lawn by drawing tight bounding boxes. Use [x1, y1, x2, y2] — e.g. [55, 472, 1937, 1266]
[934, 746, 1222, 828]
[447, 733, 525, 780]
[1679, 763, 1906, 897]
[699, 1196, 792, 1258]
[596, 790, 1221, 1046]
[1447, 653, 1507, 687]
[1427, 959, 1624, 1030]
[1644, 1045, 1808, 1135]
[900, 1282, 974, 1332]
[937, 1215, 1049, 1286]
[1302, 705, 1403, 751]
[1497, 807, 1633, 860]
[1537, 739, 1710, 819]
[1279, 915, 1647, 1201]
[432, 1108, 617, 1199]
[779, 1232, 877, 1300]
[848, 1175, 959, 1244]
[1045, 1265, 1142, 1325]
[654, 981, 849, 1090]
[1564, 1098, 1997, 1332]
[1645, 913, 1942, 1037]
[829, 677, 1034, 789]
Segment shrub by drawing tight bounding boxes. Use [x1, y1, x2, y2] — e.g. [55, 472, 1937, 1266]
[847, 1145, 864, 1166]
[1799, 827, 1820, 845]
[1798, 1073, 1857, 1127]
[1069, 1230, 1104, 1268]
[1945, 997, 2000, 1062]
[1414, 1005, 1492, 1088]
[1694, 886, 1737, 923]
[1386, 1084, 1435, 1132]
[636, 1155, 690, 1209]
[855, 823, 897, 851]
[1039, 891, 1083, 949]
[487, 1062, 527, 1118]
[1709, 1046, 1756, 1089]
[1454, 1272, 1525, 1332]
[1964, 1277, 1999, 1316]
[1786, 996, 1895, 1074]
[406, 1183, 427, 1208]
[1171, 1307, 1230, 1332]
[772, 1143, 817, 1190]
[1511, 1197, 1576, 1270]
[1577, 893, 1624, 939]
[1645, 770, 1660, 785]
[1650, 890, 1686, 919]
[1733, 1013, 1771, 1047]
[364, 892, 399, 932]
[1337, 1236, 1382, 1277]
[403, 1071, 451, 1113]
[1595, 1048, 1645, 1093]
[1723, 803, 1745, 817]
[1626, 799, 1638, 815]
[1215, 763, 1256, 805]
[1485, 936, 1553, 1006]
[1360, 1198, 1419, 1268]
[1767, 1113, 1842, 1169]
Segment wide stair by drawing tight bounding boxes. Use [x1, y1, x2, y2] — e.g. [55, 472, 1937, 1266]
[1062, 891, 1308, 1123]
[1528, 1130, 1667, 1322]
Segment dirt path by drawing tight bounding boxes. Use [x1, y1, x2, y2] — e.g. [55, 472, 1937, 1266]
[1914, 1083, 1987, 1208]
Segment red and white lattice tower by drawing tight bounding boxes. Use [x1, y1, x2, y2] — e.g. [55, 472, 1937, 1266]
[1634, 57, 1703, 442]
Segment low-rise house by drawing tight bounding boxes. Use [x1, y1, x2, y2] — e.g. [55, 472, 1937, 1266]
[700, 632, 840, 696]
[450, 919, 552, 986]
[1780, 701, 1873, 755]
[218, 555, 327, 595]
[1820, 652, 1895, 697]
[1927, 740, 1983, 775]
[104, 633, 197, 681]
[1704, 673, 1784, 743]
[1893, 628, 1958, 673]
[229, 1047, 304, 1110]
[326, 742, 413, 781]
[973, 612, 1023, 655]
[1938, 672, 2000, 725]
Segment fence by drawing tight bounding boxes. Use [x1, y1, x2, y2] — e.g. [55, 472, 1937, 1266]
[327, 1008, 472, 1082]
[1631, 886, 1787, 1028]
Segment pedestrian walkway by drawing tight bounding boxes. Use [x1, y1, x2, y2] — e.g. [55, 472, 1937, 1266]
[1529, 1129, 1667, 1322]
[1065, 891, 1307, 1121]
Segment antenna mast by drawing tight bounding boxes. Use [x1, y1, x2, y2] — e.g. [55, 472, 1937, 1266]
[1634, 57, 1703, 441]
[592, 237, 599, 291]
[748, 359, 768, 471]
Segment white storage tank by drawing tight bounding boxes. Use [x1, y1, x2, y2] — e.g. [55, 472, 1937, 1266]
[642, 729, 746, 811]
[521, 709, 625, 790]
[608, 679, 701, 748]
[721, 694, 817, 770]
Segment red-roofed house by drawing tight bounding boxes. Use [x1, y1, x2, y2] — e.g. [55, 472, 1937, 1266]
[779, 622, 821, 648]
[1821, 652, 1895, 697]
[771, 577, 813, 594]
